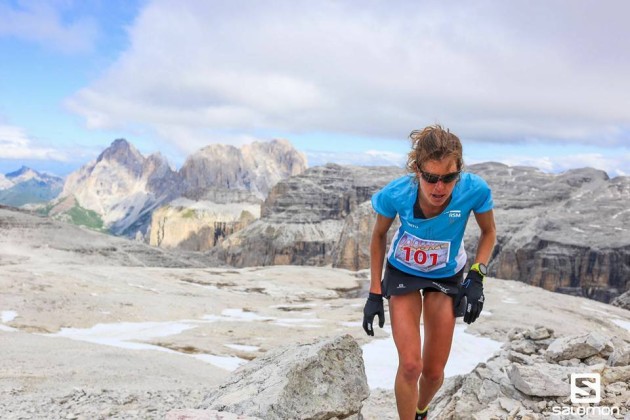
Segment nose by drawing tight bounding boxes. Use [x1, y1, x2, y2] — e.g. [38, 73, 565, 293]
[433, 180, 447, 190]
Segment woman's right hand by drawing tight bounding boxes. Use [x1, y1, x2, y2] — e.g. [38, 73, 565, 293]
[362, 293, 385, 336]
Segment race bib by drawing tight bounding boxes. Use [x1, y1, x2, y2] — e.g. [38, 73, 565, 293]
[394, 231, 451, 272]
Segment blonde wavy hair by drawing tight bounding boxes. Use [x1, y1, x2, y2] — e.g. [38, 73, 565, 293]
[406, 124, 464, 174]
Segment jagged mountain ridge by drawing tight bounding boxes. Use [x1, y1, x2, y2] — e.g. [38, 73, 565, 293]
[59, 139, 180, 236]
[57, 138, 307, 238]
[0, 166, 64, 207]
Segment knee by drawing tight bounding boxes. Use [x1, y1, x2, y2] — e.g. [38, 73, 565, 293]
[421, 366, 445, 384]
[398, 358, 423, 382]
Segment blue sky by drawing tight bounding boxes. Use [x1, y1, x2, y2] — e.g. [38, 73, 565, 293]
[1, 0, 629, 177]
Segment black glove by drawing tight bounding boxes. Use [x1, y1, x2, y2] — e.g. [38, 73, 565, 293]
[362, 293, 385, 336]
[455, 270, 485, 324]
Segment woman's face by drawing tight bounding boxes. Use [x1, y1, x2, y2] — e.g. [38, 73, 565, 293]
[417, 158, 460, 208]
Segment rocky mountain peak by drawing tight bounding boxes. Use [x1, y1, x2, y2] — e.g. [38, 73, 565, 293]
[180, 139, 307, 199]
[5, 165, 35, 179]
[96, 138, 144, 177]
[4, 166, 53, 184]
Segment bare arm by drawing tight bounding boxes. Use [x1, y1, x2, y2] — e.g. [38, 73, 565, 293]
[473, 209, 496, 267]
[370, 214, 395, 294]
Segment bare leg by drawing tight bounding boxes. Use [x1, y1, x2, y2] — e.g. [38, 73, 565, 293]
[389, 292, 423, 420]
[417, 291, 456, 411]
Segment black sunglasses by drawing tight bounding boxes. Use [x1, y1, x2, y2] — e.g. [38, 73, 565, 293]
[419, 170, 461, 184]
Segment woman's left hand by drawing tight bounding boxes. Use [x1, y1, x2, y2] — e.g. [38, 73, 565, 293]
[454, 271, 485, 324]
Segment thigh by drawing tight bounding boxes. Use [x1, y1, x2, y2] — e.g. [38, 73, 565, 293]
[389, 292, 423, 360]
[421, 292, 456, 369]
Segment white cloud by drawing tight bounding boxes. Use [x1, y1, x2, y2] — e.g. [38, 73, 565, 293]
[66, 0, 630, 152]
[494, 152, 630, 178]
[306, 149, 405, 168]
[0, 1, 98, 53]
[0, 124, 68, 161]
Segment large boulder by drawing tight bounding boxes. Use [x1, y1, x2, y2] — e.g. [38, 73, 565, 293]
[612, 290, 630, 310]
[545, 332, 613, 363]
[198, 334, 369, 420]
[431, 326, 630, 419]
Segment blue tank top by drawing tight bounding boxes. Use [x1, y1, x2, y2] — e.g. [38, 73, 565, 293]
[371, 172, 493, 279]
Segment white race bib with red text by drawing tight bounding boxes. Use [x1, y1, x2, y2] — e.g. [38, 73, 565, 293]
[393, 231, 451, 272]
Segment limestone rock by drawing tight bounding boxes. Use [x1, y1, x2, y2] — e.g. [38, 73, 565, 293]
[331, 200, 400, 271]
[545, 332, 614, 362]
[612, 290, 630, 310]
[148, 193, 261, 251]
[166, 410, 262, 419]
[179, 139, 306, 200]
[507, 364, 569, 397]
[465, 163, 630, 304]
[199, 334, 369, 420]
[431, 326, 630, 419]
[602, 365, 630, 385]
[608, 344, 630, 367]
[523, 326, 552, 341]
[212, 164, 402, 267]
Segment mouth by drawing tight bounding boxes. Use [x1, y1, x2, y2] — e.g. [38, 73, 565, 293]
[431, 193, 446, 201]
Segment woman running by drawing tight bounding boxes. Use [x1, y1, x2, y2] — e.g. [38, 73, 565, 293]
[362, 124, 496, 420]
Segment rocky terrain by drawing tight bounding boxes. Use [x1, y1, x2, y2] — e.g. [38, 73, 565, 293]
[179, 139, 307, 200]
[467, 163, 630, 304]
[1, 206, 629, 419]
[51, 138, 307, 242]
[23, 135, 627, 304]
[431, 327, 630, 419]
[214, 162, 628, 304]
[148, 191, 261, 251]
[210, 164, 403, 266]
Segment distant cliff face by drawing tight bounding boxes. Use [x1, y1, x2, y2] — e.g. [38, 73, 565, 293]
[148, 191, 261, 251]
[179, 139, 307, 200]
[464, 162, 630, 303]
[213, 161, 629, 303]
[211, 164, 403, 267]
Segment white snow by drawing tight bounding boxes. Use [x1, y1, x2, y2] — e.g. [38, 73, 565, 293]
[362, 324, 502, 389]
[45, 319, 251, 371]
[1, 310, 17, 323]
[225, 343, 259, 352]
[193, 354, 248, 371]
[612, 319, 630, 332]
[49, 321, 196, 349]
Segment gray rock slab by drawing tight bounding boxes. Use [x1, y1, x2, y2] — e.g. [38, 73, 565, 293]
[545, 332, 614, 362]
[165, 410, 262, 420]
[508, 364, 570, 397]
[200, 334, 369, 420]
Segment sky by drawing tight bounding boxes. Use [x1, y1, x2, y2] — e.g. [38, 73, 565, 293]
[1, 0, 629, 177]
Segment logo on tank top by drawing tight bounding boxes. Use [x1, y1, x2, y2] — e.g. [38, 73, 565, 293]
[448, 210, 462, 224]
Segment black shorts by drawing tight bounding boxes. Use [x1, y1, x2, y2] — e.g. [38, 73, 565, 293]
[381, 262, 463, 298]
[381, 262, 466, 317]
